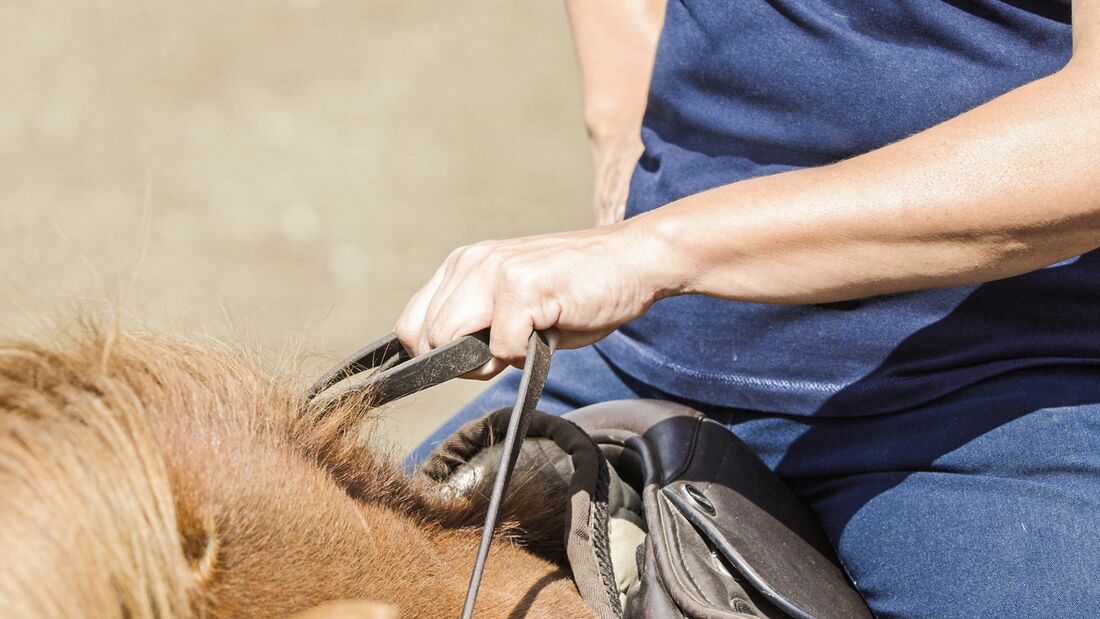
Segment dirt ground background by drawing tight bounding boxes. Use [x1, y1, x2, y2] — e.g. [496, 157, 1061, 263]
[0, 1, 594, 455]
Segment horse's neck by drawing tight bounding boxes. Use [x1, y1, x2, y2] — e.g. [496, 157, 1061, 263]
[171, 420, 592, 618]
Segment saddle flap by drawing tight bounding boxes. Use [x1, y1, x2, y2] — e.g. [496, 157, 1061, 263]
[567, 400, 873, 619]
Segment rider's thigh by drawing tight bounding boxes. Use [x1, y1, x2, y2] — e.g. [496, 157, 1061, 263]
[816, 399, 1100, 619]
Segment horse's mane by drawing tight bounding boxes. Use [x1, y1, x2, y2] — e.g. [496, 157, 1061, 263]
[0, 323, 582, 618]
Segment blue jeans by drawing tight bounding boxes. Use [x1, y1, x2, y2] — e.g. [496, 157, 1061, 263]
[408, 346, 1100, 619]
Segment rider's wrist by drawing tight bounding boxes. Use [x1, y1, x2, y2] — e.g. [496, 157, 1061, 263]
[620, 212, 696, 302]
[584, 107, 643, 151]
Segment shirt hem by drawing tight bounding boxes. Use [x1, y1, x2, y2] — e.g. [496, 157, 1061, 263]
[593, 331, 1100, 417]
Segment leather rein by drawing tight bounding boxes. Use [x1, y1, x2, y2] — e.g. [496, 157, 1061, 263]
[305, 329, 554, 619]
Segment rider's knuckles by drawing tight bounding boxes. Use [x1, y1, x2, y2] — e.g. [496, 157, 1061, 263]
[449, 242, 494, 268]
[444, 245, 469, 266]
[496, 257, 541, 295]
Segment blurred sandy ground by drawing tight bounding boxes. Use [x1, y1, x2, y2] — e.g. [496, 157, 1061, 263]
[0, 0, 593, 455]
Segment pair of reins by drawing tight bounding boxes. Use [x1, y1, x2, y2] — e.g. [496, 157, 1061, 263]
[305, 329, 555, 619]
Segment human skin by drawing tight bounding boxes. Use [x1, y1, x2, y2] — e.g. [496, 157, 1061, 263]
[564, 0, 665, 226]
[396, 1, 1100, 377]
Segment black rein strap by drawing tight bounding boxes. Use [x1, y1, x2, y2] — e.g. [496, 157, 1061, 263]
[304, 328, 555, 619]
[306, 329, 493, 408]
[460, 330, 553, 619]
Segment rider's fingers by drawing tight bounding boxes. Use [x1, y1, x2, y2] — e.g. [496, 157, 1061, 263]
[421, 247, 477, 342]
[488, 307, 534, 366]
[487, 254, 568, 364]
[426, 278, 494, 353]
[422, 266, 509, 380]
[488, 282, 539, 364]
[459, 357, 509, 381]
[394, 262, 448, 356]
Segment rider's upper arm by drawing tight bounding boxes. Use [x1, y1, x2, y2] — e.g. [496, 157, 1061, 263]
[1071, 1, 1100, 75]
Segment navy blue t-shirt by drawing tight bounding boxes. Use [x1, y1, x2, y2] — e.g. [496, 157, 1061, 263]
[593, 1, 1094, 416]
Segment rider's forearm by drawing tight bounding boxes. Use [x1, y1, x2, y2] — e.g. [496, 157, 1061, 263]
[563, 0, 664, 145]
[632, 61, 1100, 305]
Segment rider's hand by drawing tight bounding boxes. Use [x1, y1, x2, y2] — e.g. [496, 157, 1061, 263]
[394, 222, 682, 379]
[591, 132, 644, 226]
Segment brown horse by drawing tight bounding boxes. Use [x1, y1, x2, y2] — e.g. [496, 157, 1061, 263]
[0, 325, 593, 618]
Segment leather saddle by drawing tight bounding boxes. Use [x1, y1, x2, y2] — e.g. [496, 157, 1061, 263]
[418, 400, 873, 619]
